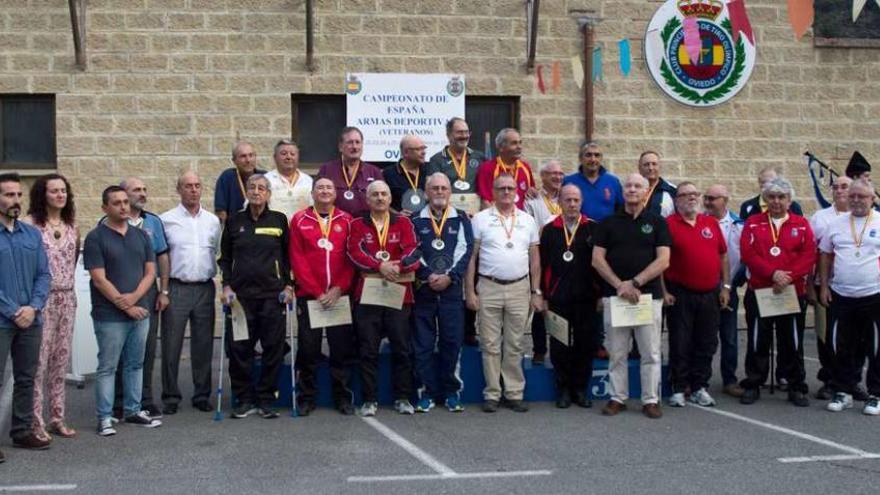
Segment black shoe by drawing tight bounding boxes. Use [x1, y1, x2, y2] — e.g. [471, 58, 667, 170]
[12, 433, 51, 450]
[112, 407, 124, 421]
[0, 448, 5, 463]
[192, 401, 213, 412]
[259, 406, 280, 419]
[162, 403, 179, 415]
[336, 402, 355, 416]
[788, 390, 810, 407]
[482, 399, 499, 413]
[556, 390, 572, 409]
[853, 385, 870, 402]
[297, 401, 316, 417]
[124, 411, 162, 428]
[144, 404, 163, 419]
[231, 403, 258, 419]
[504, 399, 529, 413]
[815, 384, 833, 401]
[740, 388, 760, 405]
[574, 392, 593, 408]
[532, 353, 545, 366]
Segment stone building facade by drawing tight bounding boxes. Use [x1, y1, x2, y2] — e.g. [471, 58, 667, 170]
[1, 0, 878, 227]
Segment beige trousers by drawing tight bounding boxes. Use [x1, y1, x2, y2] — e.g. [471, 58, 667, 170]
[603, 298, 664, 405]
[477, 277, 531, 401]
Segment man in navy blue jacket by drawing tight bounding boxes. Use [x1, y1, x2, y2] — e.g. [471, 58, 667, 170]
[0, 173, 52, 457]
[411, 173, 474, 413]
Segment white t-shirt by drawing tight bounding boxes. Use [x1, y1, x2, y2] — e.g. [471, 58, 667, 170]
[472, 207, 539, 280]
[810, 205, 845, 245]
[524, 190, 559, 227]
[265, 169, 314, 221]
[819, 211, 880, 298]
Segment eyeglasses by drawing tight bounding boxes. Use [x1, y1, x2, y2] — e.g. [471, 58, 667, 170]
[676, 192, 700, 198]
[494, 186, 516, 192]
[703, 195, 725, 201]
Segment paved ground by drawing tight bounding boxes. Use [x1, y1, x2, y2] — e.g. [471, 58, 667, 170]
[1, 330, 878, 494]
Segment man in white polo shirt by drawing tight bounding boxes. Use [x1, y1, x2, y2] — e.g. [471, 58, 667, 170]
[818, 179, 880, 415]
[466, 175, 543, 413]
[265, 139, 313, 220]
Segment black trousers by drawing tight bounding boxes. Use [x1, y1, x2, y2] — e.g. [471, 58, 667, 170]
[549, 301, 597, 395]
[227, 297, 286, 407]
[295, 296, 356, 406]
[830, 291, 880, 396]
[532, 314, 547, 356]
[741, 289, 808, 393]
[355, 303, 413, 402]
[815, 300, 835, 385]
[0, 324, 42, 440]
[666, 284, 720, 393]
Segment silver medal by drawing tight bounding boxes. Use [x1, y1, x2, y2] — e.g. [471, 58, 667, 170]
[343, 190, 355, 200]
[562, 250, 574, 262]
[432, 238, 445, 250]
[856, 250, 862, 258]
[769, 246, 781, 257]
[375, 250, 391, 261]
[505, 241, 514, 249]
[317, 238, 329, 249]
[454, 180, 470, 191]
[410, 194, 422, 206]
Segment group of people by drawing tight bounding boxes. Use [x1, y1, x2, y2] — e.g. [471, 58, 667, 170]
[0, 118, 877, 465]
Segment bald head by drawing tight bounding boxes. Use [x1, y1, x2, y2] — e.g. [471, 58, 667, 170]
[400, 134, 426, 167]
[177, 171, 203, 210]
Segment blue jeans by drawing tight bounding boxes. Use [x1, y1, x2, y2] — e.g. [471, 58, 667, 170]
[718, 290, 739, 386]
[94, 319, 149, 420]
[412, 293, 464, 400]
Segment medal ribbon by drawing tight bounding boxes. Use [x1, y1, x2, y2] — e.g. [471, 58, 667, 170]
[642, 180, 659, 208]
[371, 212, 390, 251]
[341, 157, 361, 192]
[401, 163, 420, 193]
[493, 158, 532, 187]
[850, 210, 872, 251]
[313, 206, 334, 240]
[449, 147, 468, 180]
[563, 219, 579, 250]
[235, 169, 247, 199]
[496, 208, 517, 242]
[430, 207, 450, 240]
[542, 191, 562, 216]
[767, 212, 787, 247]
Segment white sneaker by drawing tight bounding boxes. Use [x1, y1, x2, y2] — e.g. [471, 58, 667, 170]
[863, 396, 879, 416]
[359, 401, 378, 417]
[826, 392, 853, 412]
[96, 418, 116, 437]
[394, 399, 415, 415]
[689, 388, 716, 407]
[668, 392, 686, 407]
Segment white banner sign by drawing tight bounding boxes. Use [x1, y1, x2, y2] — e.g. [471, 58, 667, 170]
[345, 73, 465, 163]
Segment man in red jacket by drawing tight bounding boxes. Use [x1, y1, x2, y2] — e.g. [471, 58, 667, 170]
[740, 177, 816, 407]
[347, 180, 420, 416]
[289, 177, 356, 416]
[475, 128, 536, 211]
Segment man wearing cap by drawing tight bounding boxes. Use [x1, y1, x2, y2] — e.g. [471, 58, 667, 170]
[384, 135, 428, 217]
[318, 127, 383, 217]
[218, 174, 294, 419]
[809, 176, 853, 401]
[265, 139, 313, 221]
[411, 173, 473, 413]
[524, 159, 565, 365]
[289, 177, 357, 416]
[739, 166, 804, 220]
[540, 184, 599, 408]
[563, 142, 623, 222]
[739, 177, 816, 407]
[664, 182, 730, 408]
[347, 180, 420, 417]
[466, 174, 543, 413]
[592, 173, 670, 419]
[215, 141, 267, 224]
[475, 129, 536, 211]
[819, 179, 880, 415]
[637, 151, 676, 218]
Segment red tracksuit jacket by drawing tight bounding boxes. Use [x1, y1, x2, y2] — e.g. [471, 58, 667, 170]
[740, 212, 816, 296]
[289, 208, 355, 299]
[347, 213, 420, 304]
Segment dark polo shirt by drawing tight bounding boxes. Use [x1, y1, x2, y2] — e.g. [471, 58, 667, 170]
[83, 223, 155, 321]
[593, 209, 671, 298]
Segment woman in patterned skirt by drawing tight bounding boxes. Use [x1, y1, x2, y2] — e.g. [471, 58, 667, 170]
[26, 173, 79, 439]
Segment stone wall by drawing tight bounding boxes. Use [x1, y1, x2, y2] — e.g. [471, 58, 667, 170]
[1, 0, 878, 227]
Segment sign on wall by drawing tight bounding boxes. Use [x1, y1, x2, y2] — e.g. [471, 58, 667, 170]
[645, 0, 756, 107]
[345, 73, 465, 162]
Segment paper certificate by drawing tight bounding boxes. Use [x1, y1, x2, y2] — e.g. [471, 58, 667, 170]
[307, 296, 353, 328]
[360, 278, 406, 310]
[609, 295, 654, 328]
[450, 193, 481, 216]
[271, 191, 311, 218]
[230, 299, 249, 341]
[545, 310, 570, 346]
[755, 285, 800, 318]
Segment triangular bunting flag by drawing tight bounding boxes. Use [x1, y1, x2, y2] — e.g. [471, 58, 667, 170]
[536, 64, 546, 94]
[727, 0, 755, 45]
[618, 39, 631, 77]
[787, 0, 814, 40]
[551, 61, 561, 92]
[571, 55, 584, 89]
[592, 47, 603, 82]
[853, 0, 868, 21]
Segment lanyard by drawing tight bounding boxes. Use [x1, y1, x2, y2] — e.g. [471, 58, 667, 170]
[401, 163, 420, 192]
[493, 158, 531, 186]
[449, 147, 468, 180]
[496, 208, 516, 241]
[371, 212, 390, 250]
[341, 158, 361, 190]
[562, 219, 579, 249]
[541, 190, 561, 216]
[235, 169, 247, 199]
[430, 207, 450, 239]
[642, 181, 659, 208]
[313, 207, 334, 239]
[768, 212, 788, 246]
[850, 210, 873, 250]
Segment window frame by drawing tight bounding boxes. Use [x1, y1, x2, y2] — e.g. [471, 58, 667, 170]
[0, 93, 57, 172]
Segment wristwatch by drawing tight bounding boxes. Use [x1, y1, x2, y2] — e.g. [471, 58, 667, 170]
[722, 284, 732, 290]
[531, 288, 543, 296]
[161, 289, 170, 296]
[631, 278, 641, 289]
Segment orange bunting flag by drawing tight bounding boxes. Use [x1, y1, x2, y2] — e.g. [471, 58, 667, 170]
[786, 0, 814, 40]
[550, 61, 561, 92]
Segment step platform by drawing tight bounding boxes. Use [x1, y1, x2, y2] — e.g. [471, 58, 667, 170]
[252, 344, 670, 408]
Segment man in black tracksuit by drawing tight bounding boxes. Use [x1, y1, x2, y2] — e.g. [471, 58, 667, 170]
[218, 174, 294, 419]
[540, 185, 599, 408]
